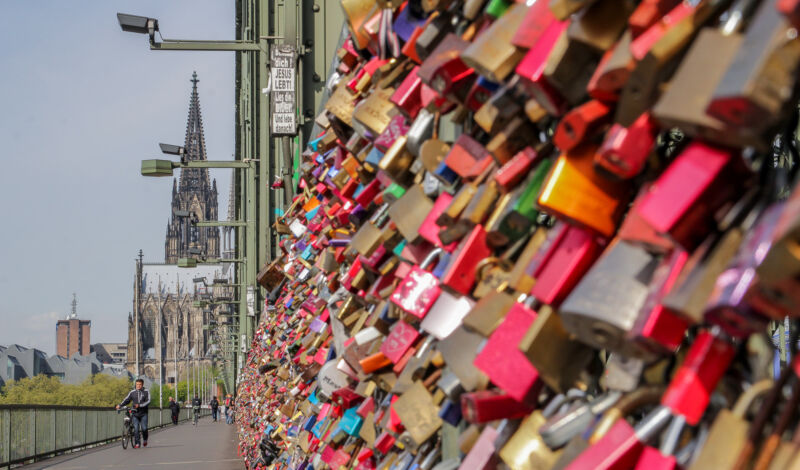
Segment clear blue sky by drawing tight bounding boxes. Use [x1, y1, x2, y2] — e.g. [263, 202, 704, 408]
[0, 1, 236, 354]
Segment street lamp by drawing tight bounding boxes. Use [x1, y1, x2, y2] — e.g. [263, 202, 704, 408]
[178, 257, 243, 268]
[117, 13, 158, 39]
[117, 12, 261, 51]
[141, 158, 251, 177]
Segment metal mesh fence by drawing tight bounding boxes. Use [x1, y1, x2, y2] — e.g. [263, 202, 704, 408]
[0, 406, 209, 468]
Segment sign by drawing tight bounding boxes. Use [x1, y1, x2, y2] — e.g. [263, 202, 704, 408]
[247, 286, 255, 317]
[270, 44, 297, 135]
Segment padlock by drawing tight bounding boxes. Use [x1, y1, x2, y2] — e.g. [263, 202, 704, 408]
[560, 240, 662, 358]
[553, 99, 614, 152]
[706, 0, 800, 135]
[615, 0, 720, 126]
[474, 83, 525, 135]
[538, 145, 631, 237]
[392, 381, 444, 446]
[499, 406, 562, 470]
[472, 256, 514, 299]
[473, 300, 541, 404]
[586, 31, 634, 102]
[528, 223, 604, 307]
[628, 248, 690, 356]
[387, 184, 434, 243]
[441, 224, 492, 295]
[566, 0, 632, 52]
[489, 159, 552, 247]
[635, 141, 752, 252]
[443, 134, 493, 180]
[353, 86, 398, 138]
[651, 0, 768, 149]
[513, 0, 557, 49]
[688, 379, 774, 470]
[519, 304, 596, 393]
[460, 181, 501, 227]
[389, 247, 443, 319]
[660, 330, 736, 425]
[515, 18, 570, 115]
[594, 112, 656, 180]
[494, 146, 545, 192]
[417, 33, 476, 103]
[461, 2, 528, 82]
[461, 390, 536, 424]
[543, 29, 601, 106]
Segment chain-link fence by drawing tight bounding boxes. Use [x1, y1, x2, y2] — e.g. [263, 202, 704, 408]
[0, 405, 210, 468]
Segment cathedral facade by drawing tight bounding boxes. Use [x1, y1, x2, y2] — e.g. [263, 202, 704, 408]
[126, 73, 232, 382]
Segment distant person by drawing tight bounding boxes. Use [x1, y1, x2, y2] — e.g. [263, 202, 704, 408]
[210, 396, 220, 422]
[116, 378, 150, 448]
[168, 396, 180, 425]
[192, 395, 202, 425]
[226, 404, 234, 424]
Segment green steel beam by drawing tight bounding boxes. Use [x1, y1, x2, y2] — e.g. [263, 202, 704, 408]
[150, 39, 263, 51]
[194, 220, 249, 227]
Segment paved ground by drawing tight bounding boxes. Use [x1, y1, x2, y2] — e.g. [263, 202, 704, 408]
[24, 417, 243, 470]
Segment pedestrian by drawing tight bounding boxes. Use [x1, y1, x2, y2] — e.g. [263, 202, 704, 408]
[210, 396, 220, 422]
[226, 405, 234, 424]
[168, 396, 180, 425]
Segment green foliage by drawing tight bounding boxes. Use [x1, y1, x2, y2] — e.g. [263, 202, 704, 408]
[0, 374, 132, 407]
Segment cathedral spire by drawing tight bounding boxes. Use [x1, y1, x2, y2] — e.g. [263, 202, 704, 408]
[178, 71, 211, 193]
[165, 72, 220, 264]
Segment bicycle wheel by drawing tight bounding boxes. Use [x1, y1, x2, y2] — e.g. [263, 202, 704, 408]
[121, 423, 130, 449]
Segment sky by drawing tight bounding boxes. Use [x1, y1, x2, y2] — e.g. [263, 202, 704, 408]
[0, 1, 237, 355]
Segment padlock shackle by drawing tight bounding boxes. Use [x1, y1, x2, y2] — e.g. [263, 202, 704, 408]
[420, 247, 445, 270]
[731, 379, 774, 418]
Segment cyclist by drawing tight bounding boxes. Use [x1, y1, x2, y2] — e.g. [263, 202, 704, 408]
[191, 395, 201, 425]
[116, 378, 150, 448]
[210, 396, 220, 422]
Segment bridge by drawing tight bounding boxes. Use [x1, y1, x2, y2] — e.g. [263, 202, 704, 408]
[0, 406, 242, 469]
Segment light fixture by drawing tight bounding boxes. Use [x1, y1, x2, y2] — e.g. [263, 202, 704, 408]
[141, 159, 175, 177]
[116, 13, 158, 40]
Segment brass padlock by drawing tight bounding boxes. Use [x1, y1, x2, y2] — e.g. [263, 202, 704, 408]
[387, 184, 435, 243]
[688, 379, 773, 470]
[472, 257, 514, 299]
[519, 304, 595, 393]
[461, 3, 528, 82]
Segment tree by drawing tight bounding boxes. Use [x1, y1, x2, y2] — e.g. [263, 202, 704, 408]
[0, 374, 132, 407]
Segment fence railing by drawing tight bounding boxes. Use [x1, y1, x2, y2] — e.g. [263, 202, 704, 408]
[0, 405, 211, 468]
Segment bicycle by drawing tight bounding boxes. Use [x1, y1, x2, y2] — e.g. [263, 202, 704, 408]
[193, 406, 200, 426]
[117, 406, 133, 449]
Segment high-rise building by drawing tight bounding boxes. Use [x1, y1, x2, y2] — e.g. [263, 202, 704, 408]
[56, 294, 91, 358]
[164, 72, 220, 263]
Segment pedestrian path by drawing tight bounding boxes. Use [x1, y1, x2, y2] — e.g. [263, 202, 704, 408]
[23, 417, 242, 470]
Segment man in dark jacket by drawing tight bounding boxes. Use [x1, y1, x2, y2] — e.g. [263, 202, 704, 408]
[191, 395, 201, 425]
[210, 396, 220, 421]
[117, 378, 150, 448]
[168, 396, 180, 425]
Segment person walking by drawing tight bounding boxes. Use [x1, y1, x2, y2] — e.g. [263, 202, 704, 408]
[191, 395, 202, 425]
[168, 396, 180, 425]
[116, 378, 150, 448]
[210, 396, 220, 422]
[226, 404, 234, 424]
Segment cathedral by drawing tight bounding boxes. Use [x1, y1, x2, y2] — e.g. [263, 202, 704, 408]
[126, 73, 233, 383]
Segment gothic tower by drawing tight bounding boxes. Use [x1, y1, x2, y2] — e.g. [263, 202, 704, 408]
[165, 72, 221, 263]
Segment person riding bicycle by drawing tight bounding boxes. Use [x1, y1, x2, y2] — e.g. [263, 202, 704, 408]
[116, 378, 150, 448]
[168, 396, 180, 425]
[191, 395, 201, 425]
[210, 396, 220, 422]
